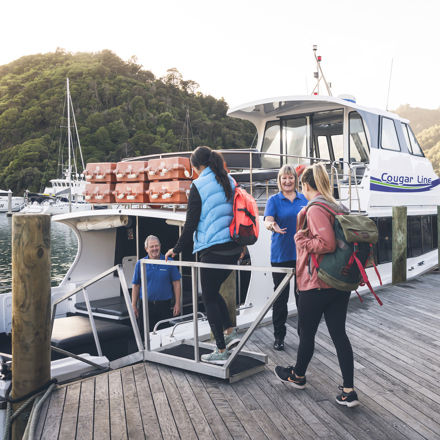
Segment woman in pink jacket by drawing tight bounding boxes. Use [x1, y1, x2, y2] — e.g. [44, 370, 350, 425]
[274, 163, 360, 408]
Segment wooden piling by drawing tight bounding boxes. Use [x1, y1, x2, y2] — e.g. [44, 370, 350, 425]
[11, 214, 51, 439]
[392, 206, 407, 285]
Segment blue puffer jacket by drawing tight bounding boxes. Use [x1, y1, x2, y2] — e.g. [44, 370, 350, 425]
[192, 167, 235, 253]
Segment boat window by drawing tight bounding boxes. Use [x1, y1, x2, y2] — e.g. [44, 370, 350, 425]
[401, 124, 413, 154]
[317, 137, 331, 161]
[376, 217, 392, 263]
[349, 112, 370, 163]
[405, 124, 424, 156]
[381, 118, 400, 151]
[422, 215, 433, 254]
[284, 117, 307, 165]
[331, 134, 344, 163]
[261, 120, 281, 168]
[409, 216, 423, 257]
[433, 215, 438, 250]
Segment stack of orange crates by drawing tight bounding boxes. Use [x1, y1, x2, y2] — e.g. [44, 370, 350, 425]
[83, 163, 117, 203]
[112, 161, 150, 203]
[148, 157, 196, 204]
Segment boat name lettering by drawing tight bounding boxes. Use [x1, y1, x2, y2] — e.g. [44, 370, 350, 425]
[380, 173, 431, 185]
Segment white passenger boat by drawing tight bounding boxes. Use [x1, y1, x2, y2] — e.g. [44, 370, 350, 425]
[0, 190, 24, 213]
[2, 90, 438, 357]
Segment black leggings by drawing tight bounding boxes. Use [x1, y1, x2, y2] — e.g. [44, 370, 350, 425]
[294, 288, 354, 388]
[271, 260, 297, 340]
[200, 252, 239, 350]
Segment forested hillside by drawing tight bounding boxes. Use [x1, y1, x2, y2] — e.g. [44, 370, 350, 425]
[394, 105, 440, 176]
[0, 49, 255, 194]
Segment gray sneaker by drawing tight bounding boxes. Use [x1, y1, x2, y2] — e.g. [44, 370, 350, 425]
[224, 329, 240, 349]
[201, 348, 229, 365]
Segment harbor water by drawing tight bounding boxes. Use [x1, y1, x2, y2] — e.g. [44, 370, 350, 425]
[0, 214, 78, 293]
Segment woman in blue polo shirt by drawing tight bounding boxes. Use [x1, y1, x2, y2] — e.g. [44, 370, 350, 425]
[264, 164, 307, 350]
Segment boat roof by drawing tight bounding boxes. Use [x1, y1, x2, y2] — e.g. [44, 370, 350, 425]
[53, 207, 187, 224]
[227, 95, 409, 123]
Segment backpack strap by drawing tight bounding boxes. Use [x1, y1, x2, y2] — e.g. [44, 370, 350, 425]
[352, 249, 383, 306]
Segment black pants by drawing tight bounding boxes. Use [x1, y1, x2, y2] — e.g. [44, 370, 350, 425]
[200, 252, 238, 350]
[138, 299, 172, 334]
[294, 288, 354, 388]
[271, 260, 297, 340]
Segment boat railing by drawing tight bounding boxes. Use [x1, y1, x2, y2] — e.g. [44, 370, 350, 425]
[90, 150, 367, 213]
[222, 150, 365, 212]
[50, 264, 143, 368]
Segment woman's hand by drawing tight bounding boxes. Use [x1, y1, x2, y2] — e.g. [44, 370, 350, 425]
[272, 222, 287, 234]
[165, 248, 176, 261]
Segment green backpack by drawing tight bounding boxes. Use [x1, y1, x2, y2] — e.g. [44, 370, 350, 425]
[302, 202, 383, 305]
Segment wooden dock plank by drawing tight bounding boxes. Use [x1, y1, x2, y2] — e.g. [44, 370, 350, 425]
[144, 361, 180, 440]
[158, 366, 198, 440]
[185, 372, 233, 440]
[76, 378, 95, 440]
[108, 370, 128, 440]
[199, 375, 250, 439]
[35, 390, 53, 440]
[250, 330, 359, 440]
[94, 374, 110, 440]
[170, 367, 215, 440]
[133, 363, 162, 440]
[230, 379, 287, 440]
[121, 367, 145, 439]
[40, 387, 66, 440]
[58, 382, 81, 440]
[214, 377, 268, 440]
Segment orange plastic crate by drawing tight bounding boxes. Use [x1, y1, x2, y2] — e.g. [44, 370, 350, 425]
[114, 161, 149, 182]
[149, 180, 191, 204]
[83, 183, 116, 203]
[113, 182, 149, 203]
[84, 163, 117, 183]
[147, 157, 194, 181]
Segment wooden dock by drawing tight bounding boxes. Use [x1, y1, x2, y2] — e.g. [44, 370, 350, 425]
[35, 273, 440, 439]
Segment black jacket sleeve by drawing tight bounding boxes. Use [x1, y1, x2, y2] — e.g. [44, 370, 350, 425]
[172, 184, 201, 254]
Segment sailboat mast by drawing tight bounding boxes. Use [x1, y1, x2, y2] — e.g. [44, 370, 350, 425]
[67, 78, 72, 211]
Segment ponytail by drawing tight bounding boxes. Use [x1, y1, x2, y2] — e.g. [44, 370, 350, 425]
[301, 163, 338, 205]
[191, 146, 233, 200]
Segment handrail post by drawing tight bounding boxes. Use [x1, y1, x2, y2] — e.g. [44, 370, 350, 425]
[141, 261, 150, 351]
[191, 267, 199, 362]
[12, 214, 51, 440]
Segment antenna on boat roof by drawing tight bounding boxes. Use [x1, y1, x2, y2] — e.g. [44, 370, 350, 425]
[386, 58, 394, 111]
[311, 45, 332, 97]
[179, 106, 195, 152]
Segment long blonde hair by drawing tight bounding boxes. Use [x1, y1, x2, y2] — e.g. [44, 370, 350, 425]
[277, 164, 299, 193]
[301, 163, 338, 205]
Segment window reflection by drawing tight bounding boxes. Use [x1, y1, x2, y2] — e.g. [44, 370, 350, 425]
[349, 113, 370, 163]
[381, 118, 400, 151]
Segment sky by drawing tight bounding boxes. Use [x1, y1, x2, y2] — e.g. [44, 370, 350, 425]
[2, 0, 440, 112]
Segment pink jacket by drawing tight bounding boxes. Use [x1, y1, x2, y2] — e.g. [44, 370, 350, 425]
[294, 195, 349, 291]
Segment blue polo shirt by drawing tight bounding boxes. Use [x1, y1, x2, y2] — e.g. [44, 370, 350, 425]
[264, 191, 308, 263]
[131, 254, 182, 301]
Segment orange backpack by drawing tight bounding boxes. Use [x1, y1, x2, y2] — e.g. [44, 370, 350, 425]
[229, 183, 259, 246]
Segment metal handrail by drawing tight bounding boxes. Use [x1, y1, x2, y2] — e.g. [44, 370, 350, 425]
[50, 264, 144, 368]
[152, 311, 206, 335]
[140, 258, 294, 373]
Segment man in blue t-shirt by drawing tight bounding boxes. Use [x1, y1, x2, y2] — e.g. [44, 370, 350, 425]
[132, 235, 182, 333]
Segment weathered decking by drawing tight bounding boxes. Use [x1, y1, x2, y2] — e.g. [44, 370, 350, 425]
[35, 273, 440, 439]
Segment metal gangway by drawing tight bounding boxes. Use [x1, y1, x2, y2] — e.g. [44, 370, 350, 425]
[50, 261, 294, 382]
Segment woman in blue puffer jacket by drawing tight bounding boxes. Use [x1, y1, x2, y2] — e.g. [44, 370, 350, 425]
[166, 146, 245, 364]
